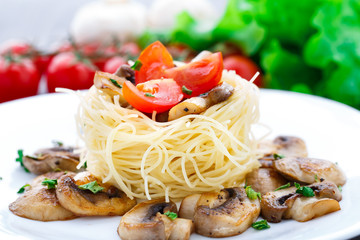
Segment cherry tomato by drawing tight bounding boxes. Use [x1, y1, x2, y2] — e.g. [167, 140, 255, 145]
[122, 79, 183, 113]
[223, 55, 262, 87]
[135, 41, 174, 84]
[0, 56, 41, 102]
[164, 52, 223, 98]
[103, 56, 127, 74]
[46, 52, 96, 93]
[119, 42, 141, 57]
[0, 40, 33, 56]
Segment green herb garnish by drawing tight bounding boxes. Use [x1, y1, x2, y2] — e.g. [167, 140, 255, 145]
[273, 153, 285, 160]
[164, 211, 178, 220]
[17, 184, 30, 194]
[78, 181, 104, 194]
[252, 219, 270, 230]
[110, 78, 122, 88]
[275, 183, 291, 191]
[182, 85, 193, 95]
[41, 178, 58, 189]
[16, 149, 30, 173]
[145, 92, 155, 97]
[131, 60, 143, 71]
[245, 186, 261, 200]
[52, 140, 63, 147]
[314, 174, 319, 182]
[82, 161, 87, 169]
[294, 182, 315, 197]
[338, 185, 342, 192]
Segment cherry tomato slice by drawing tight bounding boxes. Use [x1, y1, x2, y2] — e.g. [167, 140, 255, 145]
[135, 41, 174, 84]
[123, 79, 183, 113]
[164, 52, 223, 98]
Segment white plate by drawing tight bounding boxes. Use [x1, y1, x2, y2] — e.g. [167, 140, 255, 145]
[1, 90, 360, 240]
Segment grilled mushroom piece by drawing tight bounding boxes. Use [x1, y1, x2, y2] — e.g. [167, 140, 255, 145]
[180, 187, 260, 238]
[93, 71, 128, 106]
[22, 146, 81, 175]
[118, 199, 193, 240]
[258, 136, 308, 166]
[56, 172, 136, 216]
[168, 82, 234, 121]
[273, 157, 346, 186]
[246, 168, 288, 195]
[9, 172, 77, 221]
[261, 181, 342, 223]
[114, 64, 135, 83]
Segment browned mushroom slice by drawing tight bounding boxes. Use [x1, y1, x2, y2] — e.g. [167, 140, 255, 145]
[246, 168, 288, 195]
[258, 136, 308, 164]
[114, 64, 135, 83]
[9, 172, 77, 221]
[22, 146, 81, 175]
[56, 171, 136, 216]
[93, 71, 128, 106]
[273, 157, 346, 186]
[186, 188, 260, 238]
[178, 193, 201, 221]
[261, 181, 342, 223]
[118, 199, 193, 240]
[168, 82, 234, 121]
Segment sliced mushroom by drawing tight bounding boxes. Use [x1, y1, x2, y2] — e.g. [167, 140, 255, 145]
[245, 168, 288, 195]
[178, 193, 201, 221]
[114, 64, 135, 83]
[261, 181, 342, 223]
[118, 199, 193, 240]
[274, 157, 346, 186]
[168, 82, 234, 121]
[9, 172, 77, 221]
[93, 71, 128, 106]
[22, 146, 81, 175]
[258, 136, 308, 165]
[56, 171, 136, 216]
[180, 188, 260, 238]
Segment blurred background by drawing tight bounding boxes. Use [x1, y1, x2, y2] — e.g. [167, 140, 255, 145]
[0, 0, 359, 110]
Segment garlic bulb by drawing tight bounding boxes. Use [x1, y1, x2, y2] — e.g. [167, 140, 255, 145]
[148, 0, 218, 31]
[70, 0, 146, 45]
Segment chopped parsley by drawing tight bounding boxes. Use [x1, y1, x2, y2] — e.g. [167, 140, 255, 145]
[52, 140, 63, 147]
[78, 181, 104, 194]
[314, 174, 319, 182]
[252, 219, 270, 230]
[110, 78, 122, 88]
[17, 184, 30, 194]
[164, 211, 178, 220]
[16, 149, 30, 173]
[144, 92, 155, 97]
[275, 183, 291, 191]
[131, 60, 143, 71]
[338, 185, 342, 192]
[41, 178, 58, 189]
[82, 161, 87, 169]
[245, 186, 261, 200]
[294, 182, 315, 197]
[182, 85, 193, 95]
[273, 153, 285, 160]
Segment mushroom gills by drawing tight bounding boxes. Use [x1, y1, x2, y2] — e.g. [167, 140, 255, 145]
[9, 171, 77, 221]
[261, 181, 342, 223]
[56, 171, 136, 216]
[118, 199, 193, 240]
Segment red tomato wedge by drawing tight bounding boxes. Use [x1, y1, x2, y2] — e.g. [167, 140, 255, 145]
[122, 79, 183, 113]
[164, 52, 223, 98]
[135, 41, 174, 84]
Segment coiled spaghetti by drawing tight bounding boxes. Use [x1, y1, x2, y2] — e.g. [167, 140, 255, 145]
[76, 70, 260, 200]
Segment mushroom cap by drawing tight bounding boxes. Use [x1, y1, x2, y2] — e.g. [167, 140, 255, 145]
[246, 168, 288, 195]
[9, 172, 77, 221]
[194, 187, 260, 238]
[56, 172, 136, 216]
[118, 199, 178, 240]
[274, 157, 346, 185]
